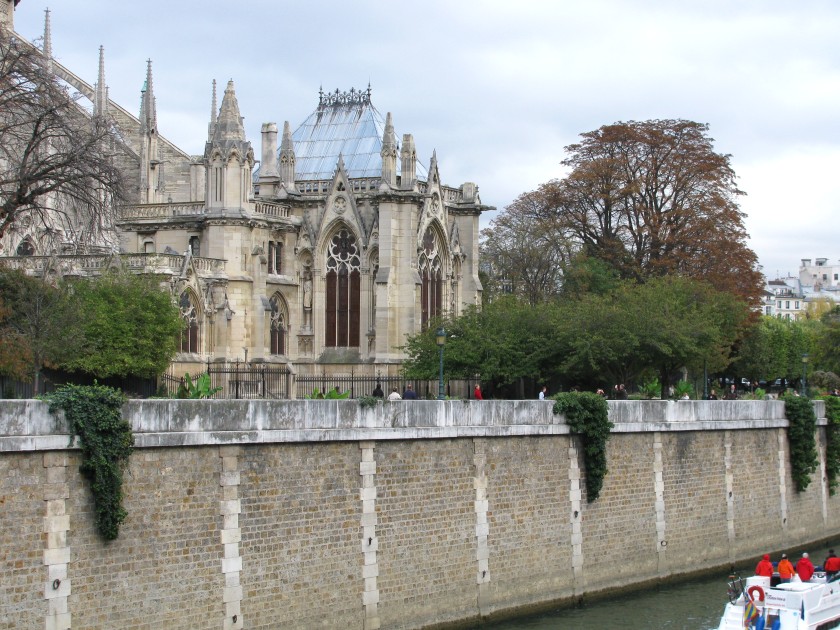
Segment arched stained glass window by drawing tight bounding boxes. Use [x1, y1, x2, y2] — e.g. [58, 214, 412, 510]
[325, 228, 360, 347]
[179, 290, 199, 353]
[419, 226, 443, 329]
[269, 294, 287, 355]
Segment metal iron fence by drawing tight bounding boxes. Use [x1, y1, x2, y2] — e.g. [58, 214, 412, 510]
[163, 364, 291, 400]
[0, 370, 158, 399]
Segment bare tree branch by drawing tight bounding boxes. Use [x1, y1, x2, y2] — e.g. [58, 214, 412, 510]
[0, 30, 126, 253]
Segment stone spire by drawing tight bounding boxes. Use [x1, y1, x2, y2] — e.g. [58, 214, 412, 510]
[93, 45, 108, 118]
[204, 79, 254, 211]
[42, 8, 52, 70]
[208, 79, 217, 141]
[428, 149, 439, 185]
[139, 59, 157, 135]
[279, 121, 296, 187]
[380, 112, 397, 188]
[211, 80, 246, 146]
[400, 133, 416, 190]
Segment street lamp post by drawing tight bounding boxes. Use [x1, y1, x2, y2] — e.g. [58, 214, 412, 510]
[436, 327, 446, 400]
[801, 353, 810, 397]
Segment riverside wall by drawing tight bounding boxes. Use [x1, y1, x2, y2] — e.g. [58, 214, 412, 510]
[0, 399, 838, 629]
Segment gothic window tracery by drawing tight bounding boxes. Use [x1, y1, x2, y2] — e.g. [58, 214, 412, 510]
[179, 289, 200, 353]
[16, 239, 35, 256]
[419, 226, 443, 328]
[325, 228, 360, 347]
[269, 294, 287, 355]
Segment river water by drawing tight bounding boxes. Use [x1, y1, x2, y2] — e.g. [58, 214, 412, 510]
[474, 543, 837, 630]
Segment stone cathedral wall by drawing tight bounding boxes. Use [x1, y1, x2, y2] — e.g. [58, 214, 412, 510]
[1, 399, 838, 629]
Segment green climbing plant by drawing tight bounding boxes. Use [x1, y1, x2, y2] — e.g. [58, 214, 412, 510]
[44, 383, 133, 541]
[553, 391, 614, 502]
[822, 396, 840, 496]
[783, 393, 818, 492]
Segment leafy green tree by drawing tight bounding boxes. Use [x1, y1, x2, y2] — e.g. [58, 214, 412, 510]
[815, 306, 840, 375]
[554, 276, 747, 397]
[0, 267, 81, 389]
[62, 272, 181, 378]
[735, 315, 817, 385]
[402, 298, 557, 394]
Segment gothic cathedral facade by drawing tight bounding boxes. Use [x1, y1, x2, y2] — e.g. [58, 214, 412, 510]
[1, 3, 490, 377]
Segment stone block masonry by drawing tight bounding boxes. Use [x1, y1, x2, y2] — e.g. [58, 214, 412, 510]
[0, 399, 838, 629]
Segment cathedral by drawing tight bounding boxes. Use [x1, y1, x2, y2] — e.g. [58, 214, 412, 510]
[0, 2, 490, 379]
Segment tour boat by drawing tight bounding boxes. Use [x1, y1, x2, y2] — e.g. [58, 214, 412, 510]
[718, 573, 840, 629]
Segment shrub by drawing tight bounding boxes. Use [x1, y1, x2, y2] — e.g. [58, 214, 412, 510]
[45, 383, 132, 540]
[553, 392, 613, 502]
[783, 393, 818, 492]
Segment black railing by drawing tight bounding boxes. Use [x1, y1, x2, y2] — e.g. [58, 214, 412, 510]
[165, 364, 291, 400]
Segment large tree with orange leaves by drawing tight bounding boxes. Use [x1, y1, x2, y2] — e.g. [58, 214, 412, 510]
[556, 119, 763, 304]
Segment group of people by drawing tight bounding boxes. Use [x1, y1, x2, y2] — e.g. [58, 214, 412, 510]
[370, 382, 483, 400]
[755, 549, 840, 582]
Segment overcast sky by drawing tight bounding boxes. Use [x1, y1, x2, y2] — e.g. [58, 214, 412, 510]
[11, 0, 840, 279]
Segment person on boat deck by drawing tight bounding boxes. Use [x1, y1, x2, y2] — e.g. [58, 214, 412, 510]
[796, 552, 815, 581]
[824, 549, 840, 578]
[755, 554, 774, 577]
[777, 554, 795, 582]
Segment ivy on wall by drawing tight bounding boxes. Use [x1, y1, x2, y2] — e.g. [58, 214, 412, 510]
[822, 396, 840, 496]
[782, 394, 818, 492]
[45, 384, 133, 540]
[553, 392, 613, 502]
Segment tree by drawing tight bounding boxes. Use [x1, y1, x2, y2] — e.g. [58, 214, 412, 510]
[480, 182, 573, 305]
[554, 276, 748, 397]
[814, 306, 840, 376]
[0, 297, 31, 380]
[61, 272, 182, 378]
[0, 29, 126, 251]
[402, 298, 557, 395]
[556, 120, 763, 304]
[0, 266, 81, 388]
[734, 315, 817, 386]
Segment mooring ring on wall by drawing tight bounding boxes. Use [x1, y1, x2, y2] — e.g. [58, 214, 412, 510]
[52, 578, 61, 590]
[748, 585, 765, 602]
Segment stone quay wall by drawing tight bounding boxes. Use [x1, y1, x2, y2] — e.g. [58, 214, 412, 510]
[1, 399, 837, 629]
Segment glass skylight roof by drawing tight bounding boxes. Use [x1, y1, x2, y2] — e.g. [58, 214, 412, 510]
[288, 88, 427, 182]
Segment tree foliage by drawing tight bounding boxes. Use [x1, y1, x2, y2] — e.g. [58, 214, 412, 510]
[0, 29, 126, 250]
[61, 272, 181, 378]
[401, 298, 556, 393]
[0, 266, 81, 385]
[735, 315, 817, 385]
[0, 267, 180, 381]
[480, 183, 573, 304]
[402, 276, 747, 397]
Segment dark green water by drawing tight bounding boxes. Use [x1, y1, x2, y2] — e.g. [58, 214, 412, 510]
[474, 544, 837, 630]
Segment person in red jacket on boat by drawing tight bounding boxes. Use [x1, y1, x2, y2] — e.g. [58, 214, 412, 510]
[823, 549, 840, 579]
[796, 552, 815, 581]
[755, 554, 774, 577]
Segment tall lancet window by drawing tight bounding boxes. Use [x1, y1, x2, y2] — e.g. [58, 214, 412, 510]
[419, 226, 443, 329]
[325, 228, 360, 347]
[269, 294, 287, 355]
[179, 290, 200, 353]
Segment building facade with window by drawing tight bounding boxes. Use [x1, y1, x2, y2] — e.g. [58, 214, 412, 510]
[0, 5, 490, 378]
